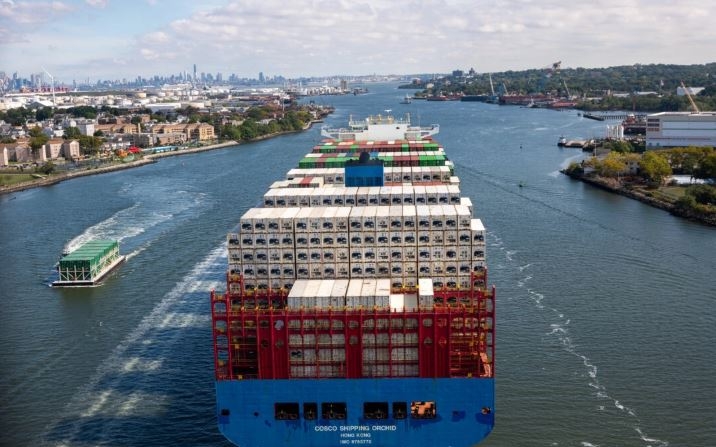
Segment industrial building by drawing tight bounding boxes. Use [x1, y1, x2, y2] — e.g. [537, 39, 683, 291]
[645, 112, 716, 149]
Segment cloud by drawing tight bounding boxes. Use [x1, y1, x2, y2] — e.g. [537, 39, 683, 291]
[85, 0, 109, 7]
[0, 0, 73, 25]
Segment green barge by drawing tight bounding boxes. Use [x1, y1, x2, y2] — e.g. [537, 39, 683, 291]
[53, 240, 126, 286]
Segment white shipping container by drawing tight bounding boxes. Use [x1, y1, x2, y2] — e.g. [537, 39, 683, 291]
[416, 205, 430, 229]
[441, 204, 457, 229]
[362, 206, 376, 230]
[309, 188, 322, 207]
[336, 263, 350, 279]
[334, 207, 350, 231]
[424, 185, 438, 204]
[349, 206, 363, 231]
[456, 205, 471, 228]
[379, 186, 391, 205]
[336, 248, 349, 262]
[388, 206, 403, 230]
[402, 205, 417, 229]
[413, 184, 427, 205]
[375, 207, 389, 230]
[368, 187, 380, 205]
[389, 294, 405, 311]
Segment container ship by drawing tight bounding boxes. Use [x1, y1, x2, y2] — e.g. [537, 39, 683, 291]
[210, 114, 495, 447]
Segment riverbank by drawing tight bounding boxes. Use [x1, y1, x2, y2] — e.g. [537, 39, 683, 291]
[0, 118, 328, 196]
[561, 170, 716, 227]
[0, 140, 238, 195]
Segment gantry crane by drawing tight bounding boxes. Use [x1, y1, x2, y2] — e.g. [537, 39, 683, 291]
[680, 81, 700, 113]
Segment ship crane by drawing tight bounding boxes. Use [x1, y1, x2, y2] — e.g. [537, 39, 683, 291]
[680, 81, 700, 113]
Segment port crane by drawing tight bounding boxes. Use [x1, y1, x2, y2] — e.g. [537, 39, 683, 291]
[41, 66, 56, 106]
[537, 61, 562, 93]
[680, 81, 700, 113]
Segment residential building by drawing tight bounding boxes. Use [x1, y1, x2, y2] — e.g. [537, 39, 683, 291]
[151, 123, 215, 141]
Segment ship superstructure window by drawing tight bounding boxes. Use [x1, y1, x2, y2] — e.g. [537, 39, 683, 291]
[304, 403, 317, 420]
[364, 402, 389, 419]
[393, 402, 407, 419]
[411, 401, 436, 419]
[322, 402, 347, 420]
[275, 403, 299, 420]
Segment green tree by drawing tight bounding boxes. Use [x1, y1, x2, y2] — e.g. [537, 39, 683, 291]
[28, 126, 49, 157]
[64, 126, 82, 139]
[695, 152, 716, 179]
[78, 135, 103, 155]
[606, 140, 633, 153]
[598, 152, 627, 179]
[66, 106, 97, 119]
[639, 151, 672, 185]
[36, 161, 56, 175]
[239, 119, 259, 140]
[35, 106, 54, 121]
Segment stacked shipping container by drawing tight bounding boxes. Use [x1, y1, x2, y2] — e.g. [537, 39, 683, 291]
[213, 125, 494, 383]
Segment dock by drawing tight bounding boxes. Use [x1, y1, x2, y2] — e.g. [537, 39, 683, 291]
[582, 112, 647, 121]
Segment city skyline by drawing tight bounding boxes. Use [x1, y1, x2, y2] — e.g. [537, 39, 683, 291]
[1, 0, 715, 84]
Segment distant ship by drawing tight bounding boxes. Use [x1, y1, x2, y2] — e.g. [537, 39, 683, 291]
[211, 113, 495, 447]
[400, 94, 412, 104]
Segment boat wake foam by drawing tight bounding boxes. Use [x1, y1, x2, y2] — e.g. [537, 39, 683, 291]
[41, 244, 226, 446]
[494, 235, 669, 447]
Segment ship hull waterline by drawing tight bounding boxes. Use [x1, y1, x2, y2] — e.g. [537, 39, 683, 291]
[216, 377, 494, 447]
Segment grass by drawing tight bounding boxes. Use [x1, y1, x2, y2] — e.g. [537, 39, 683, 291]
[0, 173, 37, 187]
[659, 186, 688, 201]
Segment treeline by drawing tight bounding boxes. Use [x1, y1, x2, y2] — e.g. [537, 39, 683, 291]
[218, 109, 314, 142]
[567, 147, 716, 181]
[565, 147, 716, 218]
[422, 62, 716, 112]
[0, 104, 145, 126]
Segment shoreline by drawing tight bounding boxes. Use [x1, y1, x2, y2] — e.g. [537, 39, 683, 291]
[0, 119, 326, 196]
[561, 170, 716, 227]
[0, 140, 237, 195]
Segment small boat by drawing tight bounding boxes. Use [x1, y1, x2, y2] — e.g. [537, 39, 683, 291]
[52, 240, 126, 287]
[400, 94, 412, 104]
[557, 136, 567, 147]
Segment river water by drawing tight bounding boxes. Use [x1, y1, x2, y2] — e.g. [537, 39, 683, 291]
[1, 83, 714, 447]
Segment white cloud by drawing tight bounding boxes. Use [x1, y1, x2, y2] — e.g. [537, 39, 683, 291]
[85, 0, 109, 8]
[0, 0, 73, 25]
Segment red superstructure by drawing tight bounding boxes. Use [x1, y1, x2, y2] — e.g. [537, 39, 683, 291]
[211, 272, 494, 380]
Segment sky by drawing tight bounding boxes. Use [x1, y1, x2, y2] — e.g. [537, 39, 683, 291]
[1, 0, 715, 84]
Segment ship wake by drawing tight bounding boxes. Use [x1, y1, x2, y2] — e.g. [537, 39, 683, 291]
[40, 244, 226, 446]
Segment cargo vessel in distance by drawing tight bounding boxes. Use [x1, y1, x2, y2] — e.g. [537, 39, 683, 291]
[210, 113, 495, 447]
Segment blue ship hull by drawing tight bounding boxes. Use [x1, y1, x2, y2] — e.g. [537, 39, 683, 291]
[216, 377, 494, 447]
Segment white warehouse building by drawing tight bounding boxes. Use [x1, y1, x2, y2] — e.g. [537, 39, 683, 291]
[646, 112, 716, 149]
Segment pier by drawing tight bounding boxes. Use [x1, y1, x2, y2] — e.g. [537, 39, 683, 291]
[583, 112, 647, 121]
